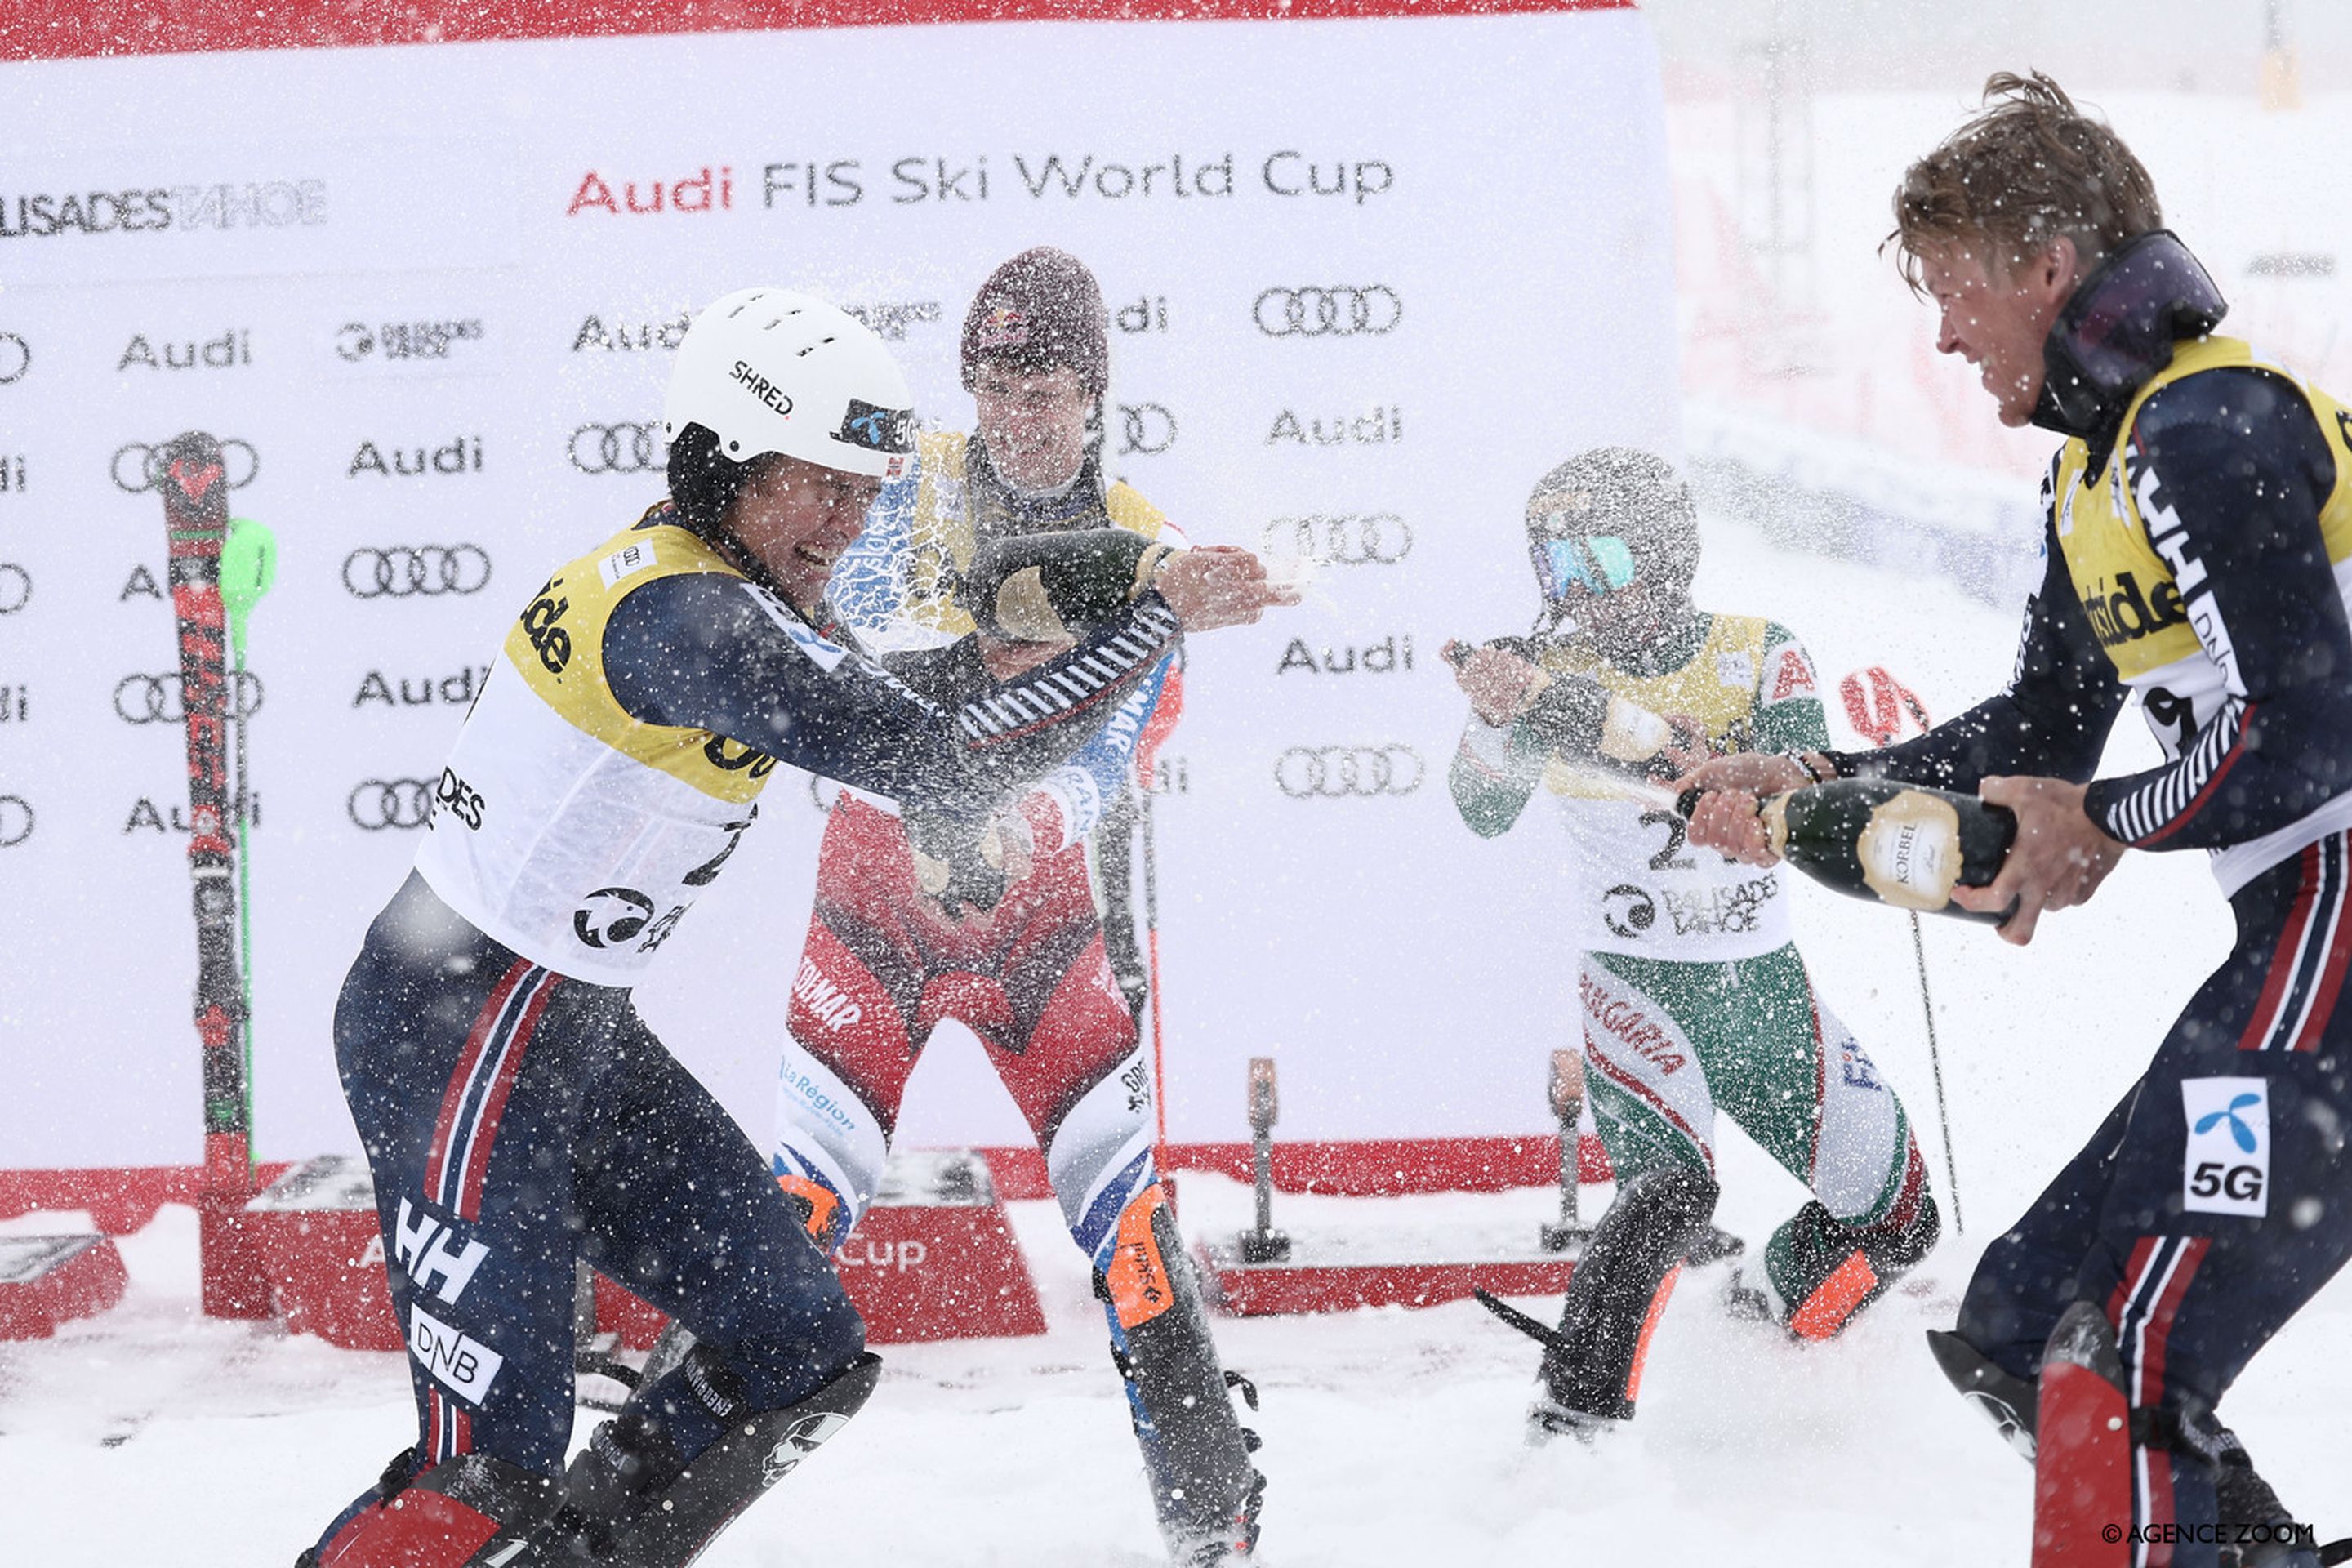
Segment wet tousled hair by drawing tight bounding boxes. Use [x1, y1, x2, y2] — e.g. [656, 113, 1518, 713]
[666, 421, 760, 537]
[1889, 72, 2162, 292]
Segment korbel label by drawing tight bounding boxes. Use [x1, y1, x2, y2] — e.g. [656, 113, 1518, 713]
[1856, 790, 1962, 911]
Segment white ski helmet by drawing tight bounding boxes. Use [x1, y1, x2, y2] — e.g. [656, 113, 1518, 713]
[662, 287, 916, 481]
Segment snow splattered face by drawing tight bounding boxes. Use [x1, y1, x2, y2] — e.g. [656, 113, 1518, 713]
[1915, 237, 2081, 428]
[973, 362, 1091, 492]
[726, 452, 883, 615]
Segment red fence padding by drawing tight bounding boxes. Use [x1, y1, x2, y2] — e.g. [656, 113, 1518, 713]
[1, 1139, 1610, 1232]
[981, 1133, 1615, 1200]
[1, 0, 1633, 65]
[0, 1236, 129, 1340]
[0, 1162, 295, 1236]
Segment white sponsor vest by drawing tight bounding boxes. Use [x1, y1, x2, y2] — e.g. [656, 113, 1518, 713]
[413, 520, 794, 986]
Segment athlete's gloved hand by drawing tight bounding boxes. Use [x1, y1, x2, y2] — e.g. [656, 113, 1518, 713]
[903, 808, 1009, 920]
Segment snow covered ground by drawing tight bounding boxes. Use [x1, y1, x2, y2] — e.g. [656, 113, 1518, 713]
[6, 515, 2346, 1566]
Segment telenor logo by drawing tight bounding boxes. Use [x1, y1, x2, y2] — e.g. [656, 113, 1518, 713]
[832, 398, 914, 455]
[730, 359, 793, 418]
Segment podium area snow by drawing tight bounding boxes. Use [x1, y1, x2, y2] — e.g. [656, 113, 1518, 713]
[6, 519, 2346, 1563]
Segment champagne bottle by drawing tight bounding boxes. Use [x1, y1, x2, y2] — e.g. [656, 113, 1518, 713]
[1705, 778, 2019, 925]
[1442, 639, 1682, 783]
[960, 529, 1173, 642]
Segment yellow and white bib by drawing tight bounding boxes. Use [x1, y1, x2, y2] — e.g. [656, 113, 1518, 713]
[2054, 335, 2352, 891]
[1539, 614, 1796, 960]
[413, 521, 804, 985]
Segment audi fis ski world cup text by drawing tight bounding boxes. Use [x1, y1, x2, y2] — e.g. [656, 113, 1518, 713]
[566, 151, 1392, 216]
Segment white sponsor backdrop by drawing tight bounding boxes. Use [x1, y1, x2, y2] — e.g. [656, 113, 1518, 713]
[0, 11, 1676, 1171]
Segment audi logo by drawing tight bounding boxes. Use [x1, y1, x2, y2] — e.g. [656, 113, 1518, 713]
[0, 332, 28, 385]
[0, 563, 28, 614]
[0, 795, 29, 848]
[343, 544, 492, 599]
[1118, 403, 1177, 457]
[349, 778, 434, 831]
[570, 421, 668, 475]
[114, 670, 266, 726]
[111, 438, 259, 493]
[1275, 745, 1424, 799]
[1254, 286, 1401, 338]
[1260, 514, 1412, 567]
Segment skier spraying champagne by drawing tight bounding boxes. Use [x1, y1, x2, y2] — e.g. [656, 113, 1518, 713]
[1446, 448, 1941, 1442]
[1682, 73, 2352, 1562]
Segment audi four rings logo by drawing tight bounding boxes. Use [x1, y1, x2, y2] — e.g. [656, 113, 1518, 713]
[349, 779, 433, 831]
[1261, 514, 1412, 566]
[0, 332, 29, 385]
[1276, 745, 1424, 798]
[0, 563, 29, 614]
[1118, 403, 1177, 457]
[1254, 287, 1401, 338]
[111, 439, 259, 492]
[0, 795, 29, 848]
[343, 545, 492, 599]
[570, 422, 667, 475]
[114, 671, 266, 725]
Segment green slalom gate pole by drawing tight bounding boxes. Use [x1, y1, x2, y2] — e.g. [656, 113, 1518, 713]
[219, 515, 277, 1172]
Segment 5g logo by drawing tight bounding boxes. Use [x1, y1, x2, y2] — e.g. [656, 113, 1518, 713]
[2181, 1076, 2270, 1217]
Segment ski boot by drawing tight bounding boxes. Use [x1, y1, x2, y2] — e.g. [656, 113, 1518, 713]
[296, 1448, 556, 1567]
[1478, 1165, 1717, 1445]
[537, 1342, 880, 1567]
[1727, 1194, 1940, 1340]
[1097, 1183, 1266, 1563]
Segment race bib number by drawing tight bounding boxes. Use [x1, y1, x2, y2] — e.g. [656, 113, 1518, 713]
[2180, 1076, 2270, 1218]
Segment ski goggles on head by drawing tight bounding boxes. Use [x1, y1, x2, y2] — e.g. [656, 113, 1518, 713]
[1536, 533, 1638, 599]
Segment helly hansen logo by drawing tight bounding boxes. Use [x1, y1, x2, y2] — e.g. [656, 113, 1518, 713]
[2132, 459, 2241, 691]
[395, 1197, 492, 1304]
[409, 1302, 505, 1404]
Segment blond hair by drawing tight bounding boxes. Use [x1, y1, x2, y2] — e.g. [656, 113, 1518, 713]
[1889, 72, 2161, 292]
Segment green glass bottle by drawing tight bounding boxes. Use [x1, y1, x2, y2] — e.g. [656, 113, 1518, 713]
[1760, 779, 2018, 925]
[960, 529, 1169, 641]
